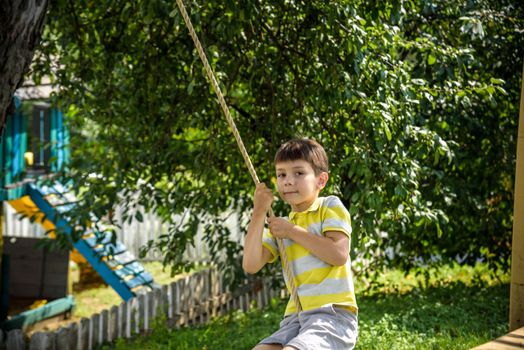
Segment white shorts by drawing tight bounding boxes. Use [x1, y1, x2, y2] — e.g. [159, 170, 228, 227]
[258, 305, 358, 350]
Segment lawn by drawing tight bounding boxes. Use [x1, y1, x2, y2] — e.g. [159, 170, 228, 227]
[103, 263, 510, 350]
[72, 261, 197, 318]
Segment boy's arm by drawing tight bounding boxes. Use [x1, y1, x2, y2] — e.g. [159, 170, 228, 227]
[242, 183, 274, 274]
[242, 209, 273, 274]
[267, 217, 349, 266]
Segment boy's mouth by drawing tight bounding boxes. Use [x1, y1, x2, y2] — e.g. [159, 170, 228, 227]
[283, 191, 299, 195]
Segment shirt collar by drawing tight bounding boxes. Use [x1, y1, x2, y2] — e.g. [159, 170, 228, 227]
[289, 197, 321, 219]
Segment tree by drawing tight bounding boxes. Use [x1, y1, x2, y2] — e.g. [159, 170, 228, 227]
[0, 0, 49, 270]
[0, 0, 49, 135]
[33, 0, 523, 280]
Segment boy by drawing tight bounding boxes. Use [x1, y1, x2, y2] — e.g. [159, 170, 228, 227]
[243, 138, 358, 350]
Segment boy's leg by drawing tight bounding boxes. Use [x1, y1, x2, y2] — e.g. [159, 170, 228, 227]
[287, 306, 358, 350]
[252, 345, 299, 350]
[255, 313, 300, 349]
[252, 345, 283, 350]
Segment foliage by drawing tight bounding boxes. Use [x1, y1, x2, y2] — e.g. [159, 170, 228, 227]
[102, 264, 510, 350]
[32, 0, 523, 279]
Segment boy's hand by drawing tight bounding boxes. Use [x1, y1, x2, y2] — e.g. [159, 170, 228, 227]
[253, 183, 274, 215]
[267, 216, 297, 239]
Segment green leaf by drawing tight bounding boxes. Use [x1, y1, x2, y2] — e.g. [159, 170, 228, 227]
[490, 78, 505, 85]
[427, 54, 437, 65]
[383, 122, 392, 141]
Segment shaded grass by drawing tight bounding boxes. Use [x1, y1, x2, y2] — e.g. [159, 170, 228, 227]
[105, 263, 510, 350]
[357, 282, 508, 349]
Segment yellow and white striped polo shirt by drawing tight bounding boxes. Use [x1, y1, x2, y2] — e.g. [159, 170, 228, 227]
[263, 195, 358, 316]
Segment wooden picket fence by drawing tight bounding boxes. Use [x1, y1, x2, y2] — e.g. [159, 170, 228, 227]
[1, 267, 283, 350]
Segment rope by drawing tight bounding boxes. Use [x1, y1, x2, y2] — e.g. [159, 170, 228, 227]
[175, 0, 302, 313]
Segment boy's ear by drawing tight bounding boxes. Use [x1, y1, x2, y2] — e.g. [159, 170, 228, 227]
[317, 172, 329, 189]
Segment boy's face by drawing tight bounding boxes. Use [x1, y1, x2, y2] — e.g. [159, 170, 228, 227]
[275, 159, 328, 212]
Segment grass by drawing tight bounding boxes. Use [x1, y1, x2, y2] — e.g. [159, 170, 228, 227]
[102, 263, 510, 350]
[73, 261, 195, 318]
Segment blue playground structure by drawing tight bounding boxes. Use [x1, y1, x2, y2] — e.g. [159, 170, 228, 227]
[0, 97, 156, 331]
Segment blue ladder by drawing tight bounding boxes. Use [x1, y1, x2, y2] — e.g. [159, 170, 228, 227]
[26, 182, 156, 301]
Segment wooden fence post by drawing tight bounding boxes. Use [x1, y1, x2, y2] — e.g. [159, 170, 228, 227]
[169, 280, 178, 327]
[147, 290, 154, 329]
[161, 284, 169, 321]
[138, 293, 146, 332]
[153, 288, 160, 321]
[203, 270, 211, 323]
[6, 329, 25, 350]
[187, 274, 195, 324]
[149, 289, 156, 326]
[171, 280, 180, 327]
[127, 297, 137, 336]
[91, 313, 100, 348]
[108, 305, 118, 342]
[55, 326, 73, 350]
[118, 301, 127, 339]
[178, 277, 189, 326]
[29, 331, 53, 350]
[210, 268, 219, 318]
[78, 317, 89, 350]
[68, 322, 78, 350]
[101, 309, 109, 345]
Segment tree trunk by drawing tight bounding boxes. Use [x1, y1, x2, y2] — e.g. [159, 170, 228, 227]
[0, 0, 49, 273]
[0, 0, 49, 136]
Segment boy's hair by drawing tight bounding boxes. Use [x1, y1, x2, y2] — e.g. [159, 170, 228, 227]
[275, 138, 329, 175]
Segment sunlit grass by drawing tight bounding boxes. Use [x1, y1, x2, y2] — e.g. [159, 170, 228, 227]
[355, 262, 510, 295]
[73, 261, 200, 318]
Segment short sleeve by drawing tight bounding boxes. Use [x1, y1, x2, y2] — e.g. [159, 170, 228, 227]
[262, 227, 279, 263]
[321, 196, 352, 238]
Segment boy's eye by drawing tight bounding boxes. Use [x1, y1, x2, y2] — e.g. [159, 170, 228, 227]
[277, 174, 285, 178]
[295, 172, 303, 176]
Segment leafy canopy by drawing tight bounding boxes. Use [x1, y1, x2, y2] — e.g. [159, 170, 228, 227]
[33, 0, 523, 279]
